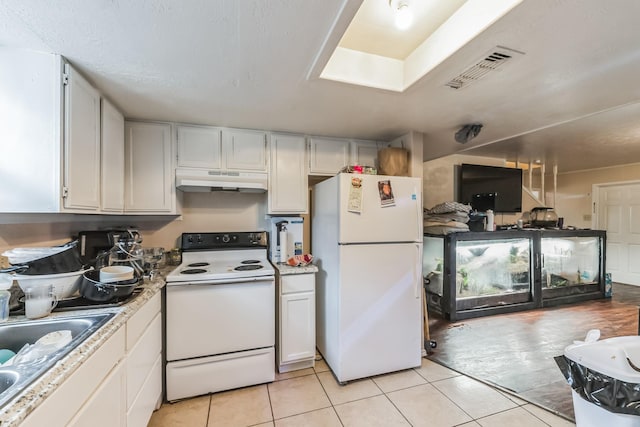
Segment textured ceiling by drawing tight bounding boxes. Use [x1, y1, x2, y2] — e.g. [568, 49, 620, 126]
[1, 0, 640, 173]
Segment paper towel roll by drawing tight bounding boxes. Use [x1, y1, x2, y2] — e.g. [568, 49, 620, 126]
[279, 230, 288, 263]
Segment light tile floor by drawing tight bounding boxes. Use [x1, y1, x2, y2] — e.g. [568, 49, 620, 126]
[148, 358, 575, 427]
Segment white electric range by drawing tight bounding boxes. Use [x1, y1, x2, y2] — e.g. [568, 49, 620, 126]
[165, 231, 275, 401]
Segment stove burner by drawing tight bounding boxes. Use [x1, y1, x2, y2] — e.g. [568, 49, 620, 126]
[181, 268, 207, 274]
[241, 260, 261, 264]
[188, 262, 209, 267]
[234, 265, 264, 271]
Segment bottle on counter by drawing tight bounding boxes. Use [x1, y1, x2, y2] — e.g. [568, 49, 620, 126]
[486, 209, 495, 231]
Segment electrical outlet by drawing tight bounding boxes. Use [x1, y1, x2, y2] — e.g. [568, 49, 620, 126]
[583, 214, 592, 222]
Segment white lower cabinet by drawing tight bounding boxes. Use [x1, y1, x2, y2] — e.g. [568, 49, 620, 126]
[68, 362, 126, 427]
[20, 327, 126, 427]
[20, 292, 162, 427]
[127, 354, 162, 427]
[125, 293, 162, 427]
[278, 273, 316, 373]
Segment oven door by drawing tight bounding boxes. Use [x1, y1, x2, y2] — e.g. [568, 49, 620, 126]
[166, 277, 275, 361]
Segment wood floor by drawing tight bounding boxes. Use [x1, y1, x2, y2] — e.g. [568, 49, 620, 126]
[427, 283, 640, 421]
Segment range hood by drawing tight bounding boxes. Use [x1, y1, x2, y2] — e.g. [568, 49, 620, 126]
[175, 168, 268, 193]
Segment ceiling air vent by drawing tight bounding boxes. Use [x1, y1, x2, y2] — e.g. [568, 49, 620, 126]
[445, 46, 524, 90]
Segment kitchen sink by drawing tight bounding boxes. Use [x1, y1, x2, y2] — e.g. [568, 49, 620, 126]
[0, 371, 19, 395]
[0, 312, 115, 409]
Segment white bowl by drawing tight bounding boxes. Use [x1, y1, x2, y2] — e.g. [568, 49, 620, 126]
[99, 266, 134, 283]
[14, 268, 91, 299]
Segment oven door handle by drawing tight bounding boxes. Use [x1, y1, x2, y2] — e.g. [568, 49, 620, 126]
[166, 276, 275, 286]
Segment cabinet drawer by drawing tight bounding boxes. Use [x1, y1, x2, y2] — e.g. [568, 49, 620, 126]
[126, 313, 162, 408]
[127, 354, 162, 427]
[126, 292, 161, 350]
[281, 274, 315, 294]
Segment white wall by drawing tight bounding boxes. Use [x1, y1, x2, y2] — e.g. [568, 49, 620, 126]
[551, 162, 640, 229]
[0, 191, 267, 255]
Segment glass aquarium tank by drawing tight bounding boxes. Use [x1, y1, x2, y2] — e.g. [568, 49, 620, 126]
[423, 230, 605, 321]
[423, 236, 444, 297]
[454, 238, 532, 310]
[541, 236, 601, 296]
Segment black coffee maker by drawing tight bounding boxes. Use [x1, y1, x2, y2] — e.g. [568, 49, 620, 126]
[75, 229, 139, 267]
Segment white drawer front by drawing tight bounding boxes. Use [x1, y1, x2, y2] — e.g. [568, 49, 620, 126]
[166, 347, 274, 401]
[126, 292, 161, 350]
[126, 313, 162, 408]
[281, 274, 315, 294]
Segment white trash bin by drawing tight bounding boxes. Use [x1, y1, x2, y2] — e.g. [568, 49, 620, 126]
[561, 333, 640, 427]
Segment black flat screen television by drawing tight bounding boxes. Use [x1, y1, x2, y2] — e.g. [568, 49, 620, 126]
[458, 164, 523, 213]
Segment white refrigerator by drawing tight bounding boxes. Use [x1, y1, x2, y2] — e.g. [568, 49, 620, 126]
[312, 173, 423, 383]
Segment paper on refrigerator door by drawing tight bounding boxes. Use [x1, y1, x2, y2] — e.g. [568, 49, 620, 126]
[378, 179, 395, 207]
[347, 176, 363, 213]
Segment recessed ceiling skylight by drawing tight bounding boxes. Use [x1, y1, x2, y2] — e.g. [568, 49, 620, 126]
[313, 0, 523, 92]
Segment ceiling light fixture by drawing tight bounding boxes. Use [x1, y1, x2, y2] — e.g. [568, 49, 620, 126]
[389, 0, 413, 30]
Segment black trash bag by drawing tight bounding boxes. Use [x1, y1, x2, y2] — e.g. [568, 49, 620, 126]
[555, 355, 640, 416]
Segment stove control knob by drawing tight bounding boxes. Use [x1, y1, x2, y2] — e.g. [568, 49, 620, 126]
[197, 235, 203, 243]
[222, 234, 230, 243]
[187, 235, 194, 243]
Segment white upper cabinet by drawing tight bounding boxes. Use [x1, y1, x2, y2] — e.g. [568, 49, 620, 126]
[351, 139, 384, 169]
[308, 137, 350, 175]
[269, 133, 307, 214]
[63, 64, 101, 211]
[177, 125, 267, 172]
[124, 121, 177, 214]
[101, 98, 125, 213]
[177, 125, 222, 169]
[222, 128, 268, 172]
[0, 49, 111, 213]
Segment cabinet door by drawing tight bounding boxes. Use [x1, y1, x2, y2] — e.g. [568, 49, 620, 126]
[269, 133, 308, 214]
[20, 327, 126, 427]
[101, 98, 125, 212]
[68, 362, 126, 427]
[222, 128, 268, 172]
[280, 291, 315, 363]
[308, 137, 350, 175]
[63, 64, 101, 211]
[177, 125, 222, 169]
[0, 49, 62, 213]
[351, 139, 381, 168]
[124, 122, 174, 213]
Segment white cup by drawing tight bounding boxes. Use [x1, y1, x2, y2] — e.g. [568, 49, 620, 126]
[24, 286, 58, 319]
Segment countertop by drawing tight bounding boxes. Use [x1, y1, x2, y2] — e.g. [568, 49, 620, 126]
[0, 271, 167, 426]
[272, 263, 318, 275]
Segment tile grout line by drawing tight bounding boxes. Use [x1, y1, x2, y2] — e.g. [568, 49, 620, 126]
[313, 371, 346, 427]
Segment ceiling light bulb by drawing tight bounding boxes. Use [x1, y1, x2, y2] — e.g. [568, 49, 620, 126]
[394, 3, 413, 30]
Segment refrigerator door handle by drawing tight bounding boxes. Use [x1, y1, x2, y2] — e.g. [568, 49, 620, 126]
[415, 243, 421, 299]
[415, 185, 421, 235]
